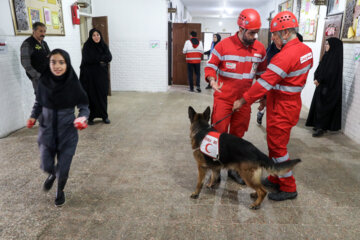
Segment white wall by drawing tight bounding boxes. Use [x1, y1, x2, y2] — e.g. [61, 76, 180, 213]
[92, 0, 168, 92]
[169, 0, 192, 23]
[0, 0, 82, 138]
[191, 17, 238, 34]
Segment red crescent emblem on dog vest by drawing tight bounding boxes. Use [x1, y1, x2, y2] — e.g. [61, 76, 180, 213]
[200, 131, 220, 159]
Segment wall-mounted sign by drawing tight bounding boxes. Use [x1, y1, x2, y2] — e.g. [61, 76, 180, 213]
[168, 8, 177, 13]
[313, 0, 327, 5]
[149, 40, 160, 49]
[0, 39, 8, 54]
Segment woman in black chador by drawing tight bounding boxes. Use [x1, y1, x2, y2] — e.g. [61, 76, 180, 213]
[306, 37, 343, 137]
[80, 28, 112, 125]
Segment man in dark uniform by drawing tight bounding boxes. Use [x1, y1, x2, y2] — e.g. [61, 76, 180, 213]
[21, 22, 50, 94]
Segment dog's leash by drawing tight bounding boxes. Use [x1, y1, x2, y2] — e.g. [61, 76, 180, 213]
[210, 111, 235, 128]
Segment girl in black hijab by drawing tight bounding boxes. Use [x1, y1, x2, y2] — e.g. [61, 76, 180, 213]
[27, 49, 89, 207]
[306, 37, 343, 137]
[80, 28, 112, 125]
[205, 34, 221, 89]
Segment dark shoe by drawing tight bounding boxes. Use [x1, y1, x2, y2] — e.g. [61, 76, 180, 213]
[88, 119, 94, 125]
[312, 129, 324, 137]
[261, 178, 280, 193]
[188, 89, 194, 92]
[312, 127, 317, 131]
[228, 170, 246, 185]
[257, 111, 264, 125]
[196, 87, 201, 93]
[103, 118, 111, 124]
[43, 174, 56, 192]
[205, 84, 212, 89]
[55, 190, 65, 207]
[268, 191, 297, 201]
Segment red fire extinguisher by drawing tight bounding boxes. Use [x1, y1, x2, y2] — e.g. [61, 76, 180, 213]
[71, 4, 80, 25]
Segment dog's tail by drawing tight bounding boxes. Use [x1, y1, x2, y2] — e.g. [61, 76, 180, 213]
[265, 159, 301, 176]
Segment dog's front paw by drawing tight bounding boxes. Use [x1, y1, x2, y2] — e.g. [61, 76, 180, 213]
[190, 193, 199, 199]
[249, 204, 261, 210]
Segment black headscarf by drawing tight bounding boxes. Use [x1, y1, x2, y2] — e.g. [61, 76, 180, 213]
[214, 33, 221, 46]
[86, 28, 108, 53]
[37, 49, 88, 109]
[314, 37, 343, 89]
[80, 28, 112, 67]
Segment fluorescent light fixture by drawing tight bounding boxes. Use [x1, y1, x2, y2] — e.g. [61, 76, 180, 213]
[225, 8, 233, 15]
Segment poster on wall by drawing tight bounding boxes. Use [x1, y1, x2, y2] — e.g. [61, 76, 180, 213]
[278, 0, 294, 12]
[9, 0, 65, 36]
[298, 0, 320, 41]
[320, 14, 343, 58]
[341, 0, 360, 42]
[13, 0, 29, 31]
[327, 0, 346, 15]
[28, 8, 42, 24]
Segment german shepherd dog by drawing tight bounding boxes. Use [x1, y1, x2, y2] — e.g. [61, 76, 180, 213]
[188, 106, 301, 209]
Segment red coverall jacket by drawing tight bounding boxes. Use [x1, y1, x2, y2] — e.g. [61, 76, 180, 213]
[205, 33, 267, 138]
[243, 37, 313, 192]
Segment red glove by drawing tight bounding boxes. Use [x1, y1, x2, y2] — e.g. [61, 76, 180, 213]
[27, 118, 36, 128]
[74, 117, 88, 130]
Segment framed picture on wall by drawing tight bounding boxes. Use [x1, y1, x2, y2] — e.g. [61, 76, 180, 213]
[298, 0, 320, 41]
[327, 0, 346, 16]
[278, 0, 294, 12]
[9, 0, 65, 36]
[320, 13, 343, 58]
[341, 0, 360, 42]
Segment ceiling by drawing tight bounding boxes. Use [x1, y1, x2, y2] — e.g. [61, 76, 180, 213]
[181, 0, 270, 18]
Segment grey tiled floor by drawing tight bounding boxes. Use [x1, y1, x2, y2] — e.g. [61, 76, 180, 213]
[1, 88, 360, 239]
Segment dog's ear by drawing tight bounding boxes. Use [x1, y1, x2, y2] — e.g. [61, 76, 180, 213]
[203, 106, 211, 122]
[188, 106, 196, 122]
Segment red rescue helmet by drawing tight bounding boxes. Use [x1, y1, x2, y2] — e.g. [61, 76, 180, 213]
[270, 11, 298, 33]
[237, 9, 261, 30]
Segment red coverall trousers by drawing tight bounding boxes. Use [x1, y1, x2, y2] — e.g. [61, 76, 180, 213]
[212, 98, 251, 138]
[266, 91, 301, 192]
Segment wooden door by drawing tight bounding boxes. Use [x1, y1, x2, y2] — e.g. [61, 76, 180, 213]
[172, 23, 201, 85]
[92, 16, 111, 96]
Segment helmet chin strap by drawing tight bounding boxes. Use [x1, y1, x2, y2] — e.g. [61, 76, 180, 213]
[277, 31, 288, 46]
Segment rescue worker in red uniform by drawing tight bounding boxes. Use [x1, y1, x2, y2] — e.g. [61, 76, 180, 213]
[233, 11, 313, 201]
[204, 9, 267, 184]
[183, 31, 204, 92]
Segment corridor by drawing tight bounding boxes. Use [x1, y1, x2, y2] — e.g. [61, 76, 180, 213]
[0, 88, 359, 239]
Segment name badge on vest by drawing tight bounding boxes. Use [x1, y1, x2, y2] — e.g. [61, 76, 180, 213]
[200, 131, 220, 160]
[226, 62, 236, 70]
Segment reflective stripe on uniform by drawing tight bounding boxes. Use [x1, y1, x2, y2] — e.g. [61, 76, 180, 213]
[211, 49, 222, 60]
[219, 70, 254, 80]
[288, 64, 312, 77]
[257, 78, 303, 93]
[268, 64, 287, 78]
[257, 78, 273, 90]
[272, 153, 293, 178]
[186, 58, 201, 60]
[211, 49, 263, 63]
[273, 84, 303, 92]
[206, 63, 218, 71]
[186, 49, 203, 53]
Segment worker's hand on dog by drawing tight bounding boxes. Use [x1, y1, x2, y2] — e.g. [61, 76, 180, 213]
[26, 118, 36, 128]
[209, 77, 223, 93]
[74, 116, 88, 130]
[233, 98, 246, 111]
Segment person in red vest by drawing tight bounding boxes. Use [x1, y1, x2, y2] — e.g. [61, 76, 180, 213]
[233, 11, 313, 201]
[204, 9, 267, 184]
[183, 31, 204, 92]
